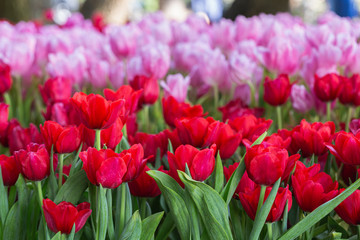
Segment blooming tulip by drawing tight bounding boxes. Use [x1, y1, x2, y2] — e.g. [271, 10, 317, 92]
[39, 76, 72, 105]
[292, 162, 338, 212]
[160, 74, 190, 103]
[118, 144, 148, 182]
[70, 92, 124, 130]
[263, 74, 292, 106]
[325, 131, 360, 165]
[128, 166, 164, 198]
[130, 75, 159, 105]
[0, 155, 20, 186]
[335, 189, 360, 225]
[215, 122, 242, 160]
[43, 199, 92, 234]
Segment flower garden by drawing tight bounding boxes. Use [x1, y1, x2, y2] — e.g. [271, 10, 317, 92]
[1, 10, 360, 240]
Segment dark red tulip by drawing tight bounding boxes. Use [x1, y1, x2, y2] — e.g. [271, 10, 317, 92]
[119, 144, 148, 182]
[0, 155, 20, 186]
[128, 165, 165, 198]
[80, 118, 123, 150]
[43, 199, 92, 234]
[229, 114, 272, 143]
[291, 120, 335, 157]
[43, 101, 80, 127]
[314, 73, 342, 102]
[245, 143, 300, 186]
[79, 148, 128, 188]
[130, 75, 159, 105]
[0, 103, 9, 133]
[350, 118, 360, 135]
[264, 74, 292, 106]
[162, 96, 205, 128]
[175, 117, 220, 148]
[8, 124, 43, 154]
[14, 143, 56, 181]
[339, 74, 360, 106]
[70, 92, 124, 130]
[39, 77, 72, 105]
[218, 99, 264, 122]
[129, 130, 168, 163]
[325, 131, 360, 165]
[0, 119, 20, 147]
[40, 121, 81, 154]
[0, 61, 12, 94]
[104, 85, 143, 123]
[215, 122, 242, 159]
[335, 189, 360, 225]
[237, 171, 292, 222]
[168, 144, 216, 183]
[292, 162, 338, 212]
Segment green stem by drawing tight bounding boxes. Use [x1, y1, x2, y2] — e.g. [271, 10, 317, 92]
[61, 234, 66, 240]
[256, 185, 266, 217]
[140, 198, 147, 219]
[346, 107, 353, 132]
[267, 223, 273, 240]
[95, 130, 101, 150]
[35, 181, 44, 207]
[357, 225, 360, 240]
[96, 186, 100, 240]
[3, 93, 12, 119]
[276, 106, 283, 130]
[248, 82, 256, 107]
[123, 59, 128, 85]
[16, 77, 24, 125]
[326, 102, 331, 122]
[58, 154, 64, 189]
[142, 106, 150, 132]
[214, 85, 219, 108]
[89, 184, 97, 237]
[119, 183, 127, 235]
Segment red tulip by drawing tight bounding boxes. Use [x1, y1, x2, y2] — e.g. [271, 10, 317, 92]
[39, 77, 72, 105]
[339, 74, 360, 106]
[43, 101, 80, 127]
[70, 92, 124, 130]
[264, 74, 292, 106]
[80, 118, 123, 150]
[215, 122, 242, 159]
[335, 189, 360, 225]
[326, 131, 360, 165]
[8, 124, 43, 154]
[0, 155, 20, 186]
[104, 85, 143, 123]
[291, 120, 335, 157]
[40, 121, 81, 154]
[0, 61, 12, 94]
[229, 114, 272, 143]
[237, 172, 292, 222]
[128, 165, 164, 198]
[0, 103, 9, 133]
[162, 96, 205, 128]
[0, 119, 20, 147]
[130, 75, 159, 105]
[129, 130, 168, 163]
[218, 99, 264, 122]
[175, 117, 220, 148]
[245, 143, 300, 186]
[92, 12, 106, 32]
[43, 199, 92, 234]
[118, 144, 148, 182]
[79, 148, 128, 188]
[168, 144, 216, 183]
[292, 162, 338, 212]
[14, 143, 56, 181]
[314, 73, 342, 102]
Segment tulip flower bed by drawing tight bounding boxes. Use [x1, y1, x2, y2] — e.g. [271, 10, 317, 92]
[2, 11, 360, 240]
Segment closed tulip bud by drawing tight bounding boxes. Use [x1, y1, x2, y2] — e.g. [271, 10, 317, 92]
[70, 92, 124, 130]
[39, 76, 72, 105]
[8, 124, 43, 154]
[0, 61, 12, 94]
[40, 121, 81, 154]
[43, 199, 92, 234]
[0, 155, 20, 186]
[245, 143, 300, 186]
[215, 122, 242, 160]
[292, 162, 338, 212]
[339, 74, 360, 106]
[326, 131, 360, 165]
[14, 143, 56, 181]
[264, 74, 292, 106]
[314, 73, 342, 102]
[168, 144, 216, 183]
[79, 148, 128, 188]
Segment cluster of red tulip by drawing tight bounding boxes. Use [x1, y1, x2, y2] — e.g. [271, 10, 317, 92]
[1, 53, 360, 240]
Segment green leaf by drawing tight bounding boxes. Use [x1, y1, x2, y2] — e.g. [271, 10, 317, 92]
[47, 146, 58, 199]
[155, 213, 175, 240]
[54, 170, 89, 204]
[107, 189, 115, 240]
[249, 178, 281, 240]
[69, 143, 83, 176]
[67, 224, 76, 240]
[327, 217, 349, 239]
[97, 185, 108, 240]
[140, 212, 164, 240]
[2, 202, 19, 240]
[214, 152, 224, 193]
[220, 131, 267, 204]
[50, 232, 61, 240]
[178, 171, 233, 240]
[120, 211, 142, 240]
[279, 178, 360, 240]
[147, 170, 191, 240]
[0, 166, 9, 225]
